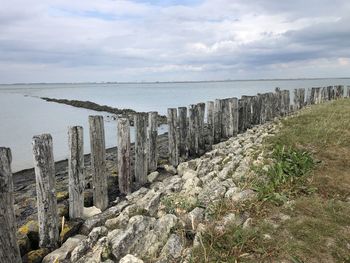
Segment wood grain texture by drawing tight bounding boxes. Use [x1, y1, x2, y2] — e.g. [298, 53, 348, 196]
[68, 126, 85, 219]
[178, 107, 188, 160]
[168, 108, 179, 166]
[134, 113, 148, 186]
[206, 101, 214, 148]
[147, 112, 158, 172]
[118, 118, 131, 194]
[32, 134, 59, 248]
[0, 147, 21, 262]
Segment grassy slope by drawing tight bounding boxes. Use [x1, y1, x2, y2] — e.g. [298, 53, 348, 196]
[191, 99, 350, 263]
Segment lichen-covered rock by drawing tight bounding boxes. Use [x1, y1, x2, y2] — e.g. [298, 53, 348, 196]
[160, 234, 183, 260]
[197, 178, 226, 205]
[56, 191, 69, 202]
[42, 235, 86, 263]
[22, 248, 50, 263]
[18, 220, 39, 250]
[60, 219, 83, 243]
[230, 189, 256, 202]
[105, 212, 129, 230]
[186, 207, 205, 230]
[119, 254, 144, 263]
[137, 189, 162, 216]
[164, 164, 177, 175]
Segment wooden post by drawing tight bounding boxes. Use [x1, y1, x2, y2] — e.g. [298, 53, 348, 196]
[68, 126, 84, 219]
[282, 90, 290, 115]
[178, 107, 188, 160]
[238, 98, 245, 133]
[220, 98, 230, 139]
[32, 134, 59, 248]
[258, 94, 266, 124]
[147, 112, 158, 172]
[89, 116, 108, 211]
[274, 88, 282, 117]
[189, 104, 199, 156]
[117, 118, 131, 194]
[197, 103, 206, 152]
[206, 101, 214, 147]
[167, 108, 179, 166]
[228, 98, 238, 136]
[214, 99, 222, 143]
[251, 96, 261, 125]
[0, 148, 21, 262]
[134, 113, 148, 186]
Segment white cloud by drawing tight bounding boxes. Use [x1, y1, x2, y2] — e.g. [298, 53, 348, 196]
[0, 0, 350, 83]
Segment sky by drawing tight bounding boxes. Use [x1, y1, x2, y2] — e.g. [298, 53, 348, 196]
[0, 0, 350, 83]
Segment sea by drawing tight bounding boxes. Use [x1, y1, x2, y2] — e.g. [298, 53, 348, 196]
[1, 79, 349, 172]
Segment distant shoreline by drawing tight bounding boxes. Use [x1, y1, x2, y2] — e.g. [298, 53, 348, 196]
[1, 77, 350, 86]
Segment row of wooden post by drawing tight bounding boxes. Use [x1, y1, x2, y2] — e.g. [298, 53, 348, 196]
[1, 85, 349, 261]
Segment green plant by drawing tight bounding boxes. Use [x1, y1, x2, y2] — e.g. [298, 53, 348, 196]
[254, 145, 315, 205]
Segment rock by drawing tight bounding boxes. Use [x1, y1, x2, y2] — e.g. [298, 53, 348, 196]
[82, 206, 102, 220]
[17, 232, 31, 256]
[58, 203, 69, 217]
[17, 220, 39, 250]
[187, 207, 205, 230]
[126, 187, 149, 202]
[182, 177, 201, 192]
[224, 187, 240, 199]
[222, 213, 243, 227]
[231, 189, 256, 202]
[105, 212, 129, 230]
[137, 189, 162, 216]
[42, 235, 86, 263]
[164, 164, 177, 175]
[109, 215, 156, 261]
[177, 160, 197, 176]
[120, 254, 144, 263]
[60, 219, 83, 243]
[163, 176, 183, 193]
[88, 226, 108, 245]
[56, 191, 69, 202]
[243, 218, 253, 229]
[160, 234, 183, 260]
[198, 179, 226, 205]
[80, 201, 129, 235]
[182, 170, 198, 180]
[22, 248, 50, 263]
[148, 171, 160, 183]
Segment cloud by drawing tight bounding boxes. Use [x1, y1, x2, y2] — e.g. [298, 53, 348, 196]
[0, 0, 350, 83]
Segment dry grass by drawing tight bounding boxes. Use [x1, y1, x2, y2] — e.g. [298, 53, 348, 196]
[191, 99, 350, 263]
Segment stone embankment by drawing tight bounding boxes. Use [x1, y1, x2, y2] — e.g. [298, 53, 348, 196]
[42, 120, 278, 262]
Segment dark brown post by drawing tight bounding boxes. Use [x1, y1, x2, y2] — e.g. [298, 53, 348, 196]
[197, 103, 206, 152]
[118, 118, 131, 194]
[0, 147, 21, 262]
[89, 116, 108, 211]
[32, 134, 59, 248]
[68, 126, 85, 219]
[147, 112, 158, 172]
[178, 107, 188, 160]
[134, 113, 148, 186]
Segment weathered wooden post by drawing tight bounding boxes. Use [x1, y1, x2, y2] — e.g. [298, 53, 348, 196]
[258, 93, 266, 124]
[282, 90, 290, 115]
[0, 148, 21, 262]
[206, 101, 214, 147]
[189, 104, 199, 156]
[89, 116, 108, 211]
[228, 97, 239, 136]
[32, 134, 59, 248]
[220, 98, 230, 139]
[134, 113, 148, 186]
[117, 118, 131, 194]
[178, 107, 188, 160]
[274, 88, 282, 117]
[168, 108, 179, 167]
[68, 126, 84, 219]
[327, 86, 334, 101]
[197, 103, 206, 152]
[214, 99, 222, 143]
[238, 98, 245, 133]
[147, 112, 158, 172]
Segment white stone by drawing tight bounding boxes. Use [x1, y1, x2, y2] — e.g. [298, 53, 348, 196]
[120, 254, 144, 263]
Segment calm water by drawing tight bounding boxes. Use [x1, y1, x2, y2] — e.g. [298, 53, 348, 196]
[1, 79, 349, 172]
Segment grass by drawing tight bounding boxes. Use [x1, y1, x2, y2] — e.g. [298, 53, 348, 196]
[191, 99, 350, 263]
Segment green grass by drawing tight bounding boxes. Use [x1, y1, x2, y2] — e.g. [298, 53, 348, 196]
[191, 99, 350, 263]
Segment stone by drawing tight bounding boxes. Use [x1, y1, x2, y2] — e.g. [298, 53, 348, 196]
[182, 170, 198, 180]
[22, 248, 50, 263]
[56, 191, 69, 202]
[58, 203, 69, 217]
[120, 254, 144, 263]
[198, 179, 226, 205]
[230, 189, 256, 202]
[17, 232, 31, 256]
[17, 220, 39, 249]
[160, 234, 183, 259]
[60, 219, 83, 243]
[109, 215, 156, 261]
[177, 160, 197, 176]
[126, 187, 149, 202]
[105, 212, 129, 230]
[148, 171, 160, 183]
[137, 189, 162, 216]
[164, 164, 177, 175]
[224, 187, 240, 199]
[187, 207, 205, 230]
[243, 218, 253, 229]
[42, 235, 86, 263]
[82, 206, 102, 220]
